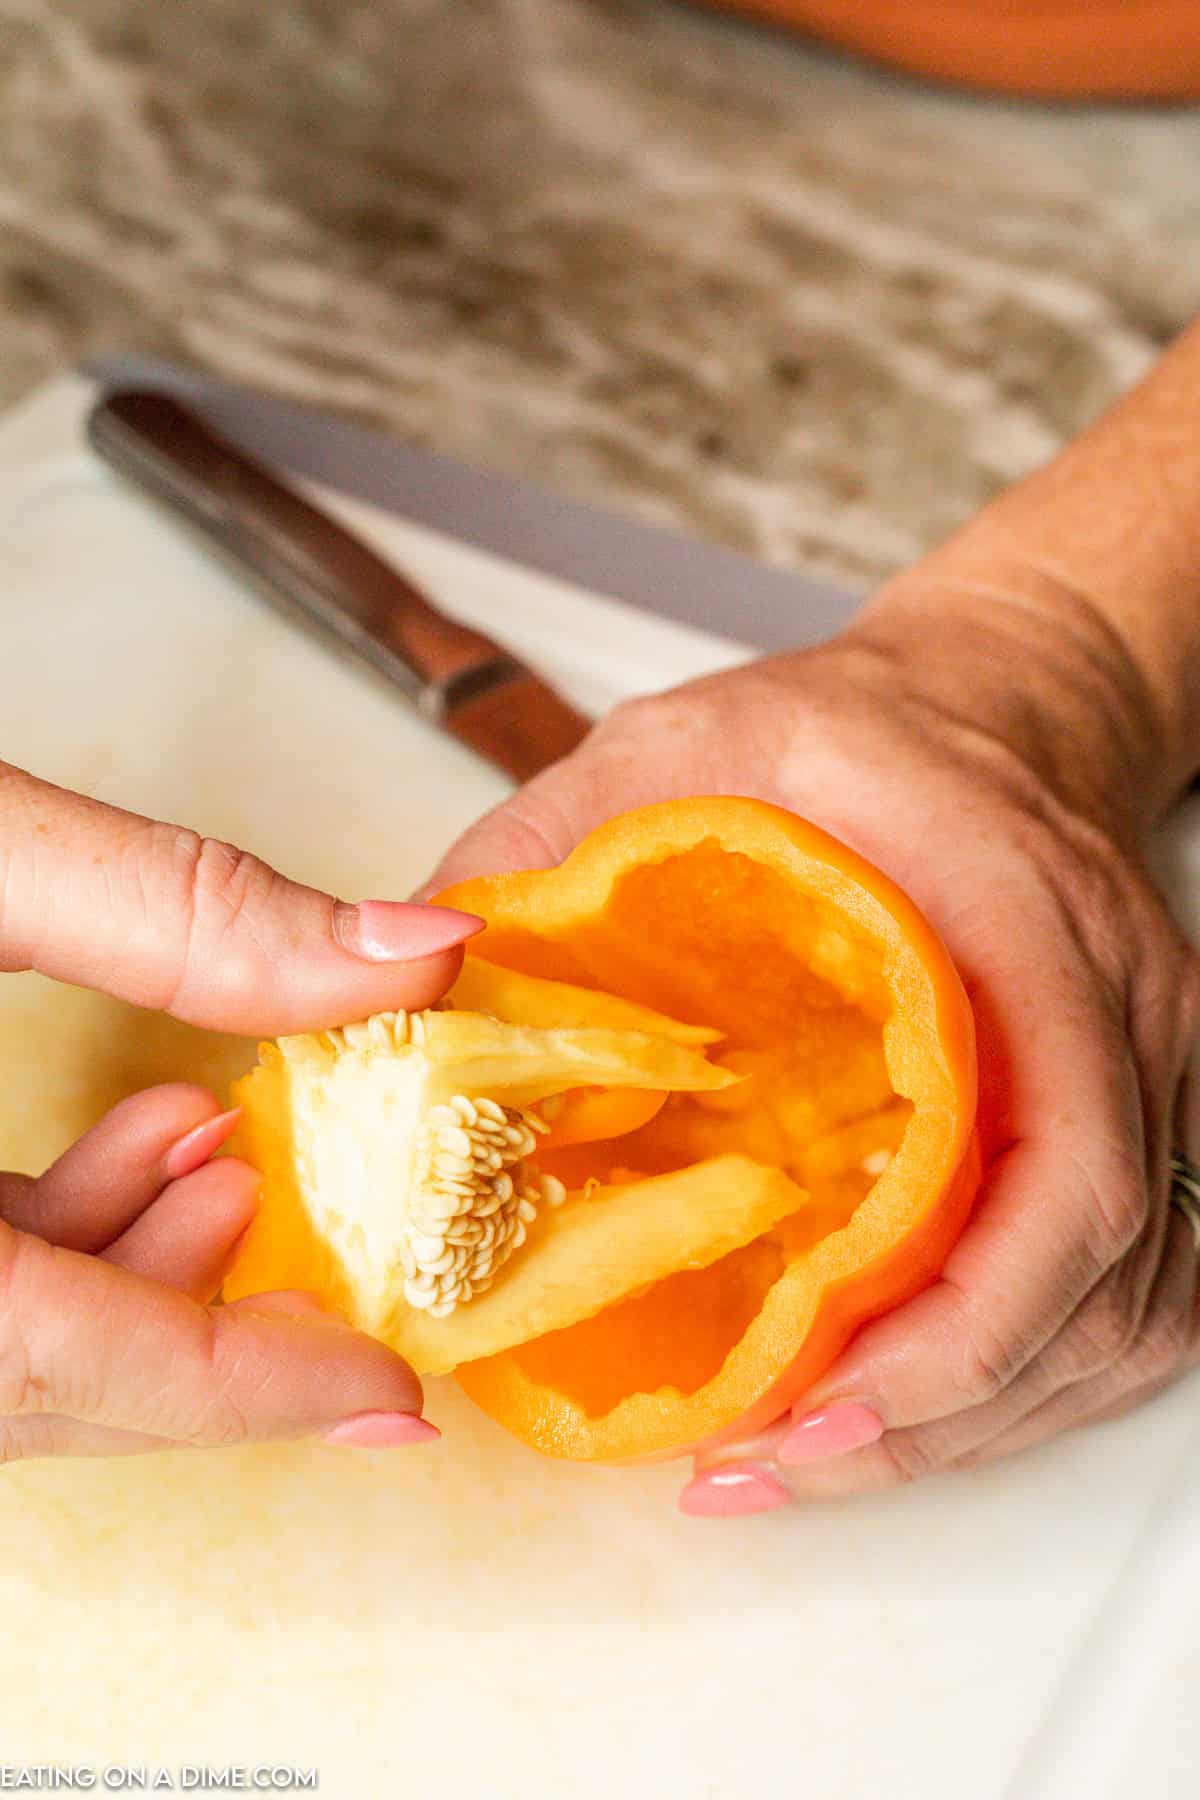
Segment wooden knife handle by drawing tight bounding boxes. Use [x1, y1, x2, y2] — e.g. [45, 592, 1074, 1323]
[88, 389, 593, 779]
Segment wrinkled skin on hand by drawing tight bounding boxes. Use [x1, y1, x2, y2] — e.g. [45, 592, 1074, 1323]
[425, 572, 1200, 1505]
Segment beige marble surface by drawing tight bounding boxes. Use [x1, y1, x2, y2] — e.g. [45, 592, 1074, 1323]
[4, 0, 1200, 585]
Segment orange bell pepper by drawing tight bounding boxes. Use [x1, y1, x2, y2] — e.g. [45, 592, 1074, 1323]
[435, 796, 979, 1460]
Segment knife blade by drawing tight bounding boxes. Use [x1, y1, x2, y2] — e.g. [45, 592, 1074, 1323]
[85, 389, 593, 783]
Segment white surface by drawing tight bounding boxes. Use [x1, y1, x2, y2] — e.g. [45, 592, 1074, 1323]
[1, 374, 1198, 1800]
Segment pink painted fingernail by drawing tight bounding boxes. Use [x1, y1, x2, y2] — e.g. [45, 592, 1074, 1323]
[163, 1108, 242, 1182]
[322, 1412, 442, 1448]
[678, 1463, 791, 1518]
[333, 900, 485, 962]
[777, 1403, 884, 1467]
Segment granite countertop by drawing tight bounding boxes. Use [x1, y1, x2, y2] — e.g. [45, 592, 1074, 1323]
[4, 0, 1200, 586]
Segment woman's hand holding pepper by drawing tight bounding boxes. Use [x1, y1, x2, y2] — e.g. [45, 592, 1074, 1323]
[0, 769, 481, 1461]
[425, 323, 1200, 1513]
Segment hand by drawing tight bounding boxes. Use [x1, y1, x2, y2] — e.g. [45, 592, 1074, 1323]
[424, 542, 1200, 1513]
[0, 763, 482, 1461]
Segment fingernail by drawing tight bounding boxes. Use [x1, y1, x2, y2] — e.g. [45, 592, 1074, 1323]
[777, 1402, 884, 1467]
[322, 1411, 442, 1448]
[334, 900, 485, 962]
[163, 1108, 242, 1182]
[678, 1463, 791, 1518]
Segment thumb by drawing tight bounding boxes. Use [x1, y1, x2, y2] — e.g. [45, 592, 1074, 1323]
[0, 762, 482, 1034]
[417, 761, 612, 900]
[0, 1221, 427, 1444]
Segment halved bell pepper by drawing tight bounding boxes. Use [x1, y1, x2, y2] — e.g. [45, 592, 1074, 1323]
[225, 797, 978, 1461]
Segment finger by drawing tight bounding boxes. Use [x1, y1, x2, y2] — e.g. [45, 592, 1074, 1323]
[794, 917, 1148, 1415]
[1073, 1224, 1200, 1431]
[957, 1051, 1200, 1465]
[0, 762, 482, 1034]
[750, 1212, 1172, 1502]
[684, 1116, 1147, 1503]
[935, 986, 1194, 1461]
[692, 1180, 1200, 1511]
[417, 675, 776, 898]
[865, 1083, 1183, 1490]
[685, 908, 1149, 1511]
[778, 1090, 1143, 1441]
[955, 1206, 1200, 1469]
[1069, 1274, 1200, 1429]
[102, 1158, 261, 1302]
[0, 1286, 346, 1461]
[416, 767, 587, 898]
[1104, 1032, 1200, 1411]
[415, 708, 680, 896]
[0, 1085, 230, 1251]
[712, 982, 1197, 1504]
[0, 1414, 175, 1462]
[0, 1222, 428, 1444]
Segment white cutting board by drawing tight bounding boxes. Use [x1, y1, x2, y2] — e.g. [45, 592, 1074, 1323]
[1, 375, 1197, 1800]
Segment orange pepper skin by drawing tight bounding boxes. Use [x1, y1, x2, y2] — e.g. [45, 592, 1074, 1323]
[437, 797, 979, 1463]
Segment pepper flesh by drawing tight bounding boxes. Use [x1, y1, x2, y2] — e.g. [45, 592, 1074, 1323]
[435, 796, 978, 1461]
[222, 996, 736, 1342]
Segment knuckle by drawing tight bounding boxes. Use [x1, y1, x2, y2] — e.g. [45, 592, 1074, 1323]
[187, 1312, 253, 1449]
[433, 787, 578, 891]
[1072, 1150, 1148, 1269]
[1128, 908, 1200, 1069]
[1096, 1196, 1148, 1269]
[187, 834, 261, 931]
[875, 1430, 942, 1485]
[198, 1406, 251, 1450]
[490, 786, 576, 872]
[1125, 1306, 1192, 1387]
[170, 832, 274, 1008]
[599, 692, 672, 735]
[947, 1287, 1030, 1403]
[1069, 1268, 1143, 1376]
[1006, 806, 1126, 949]
[593, 690, 703, 761]
[1157, 1303, 1194, 1367]
[956, 1330, 1015, 1404]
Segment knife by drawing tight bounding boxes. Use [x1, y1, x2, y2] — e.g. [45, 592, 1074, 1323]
[85, 389, 593, 783]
